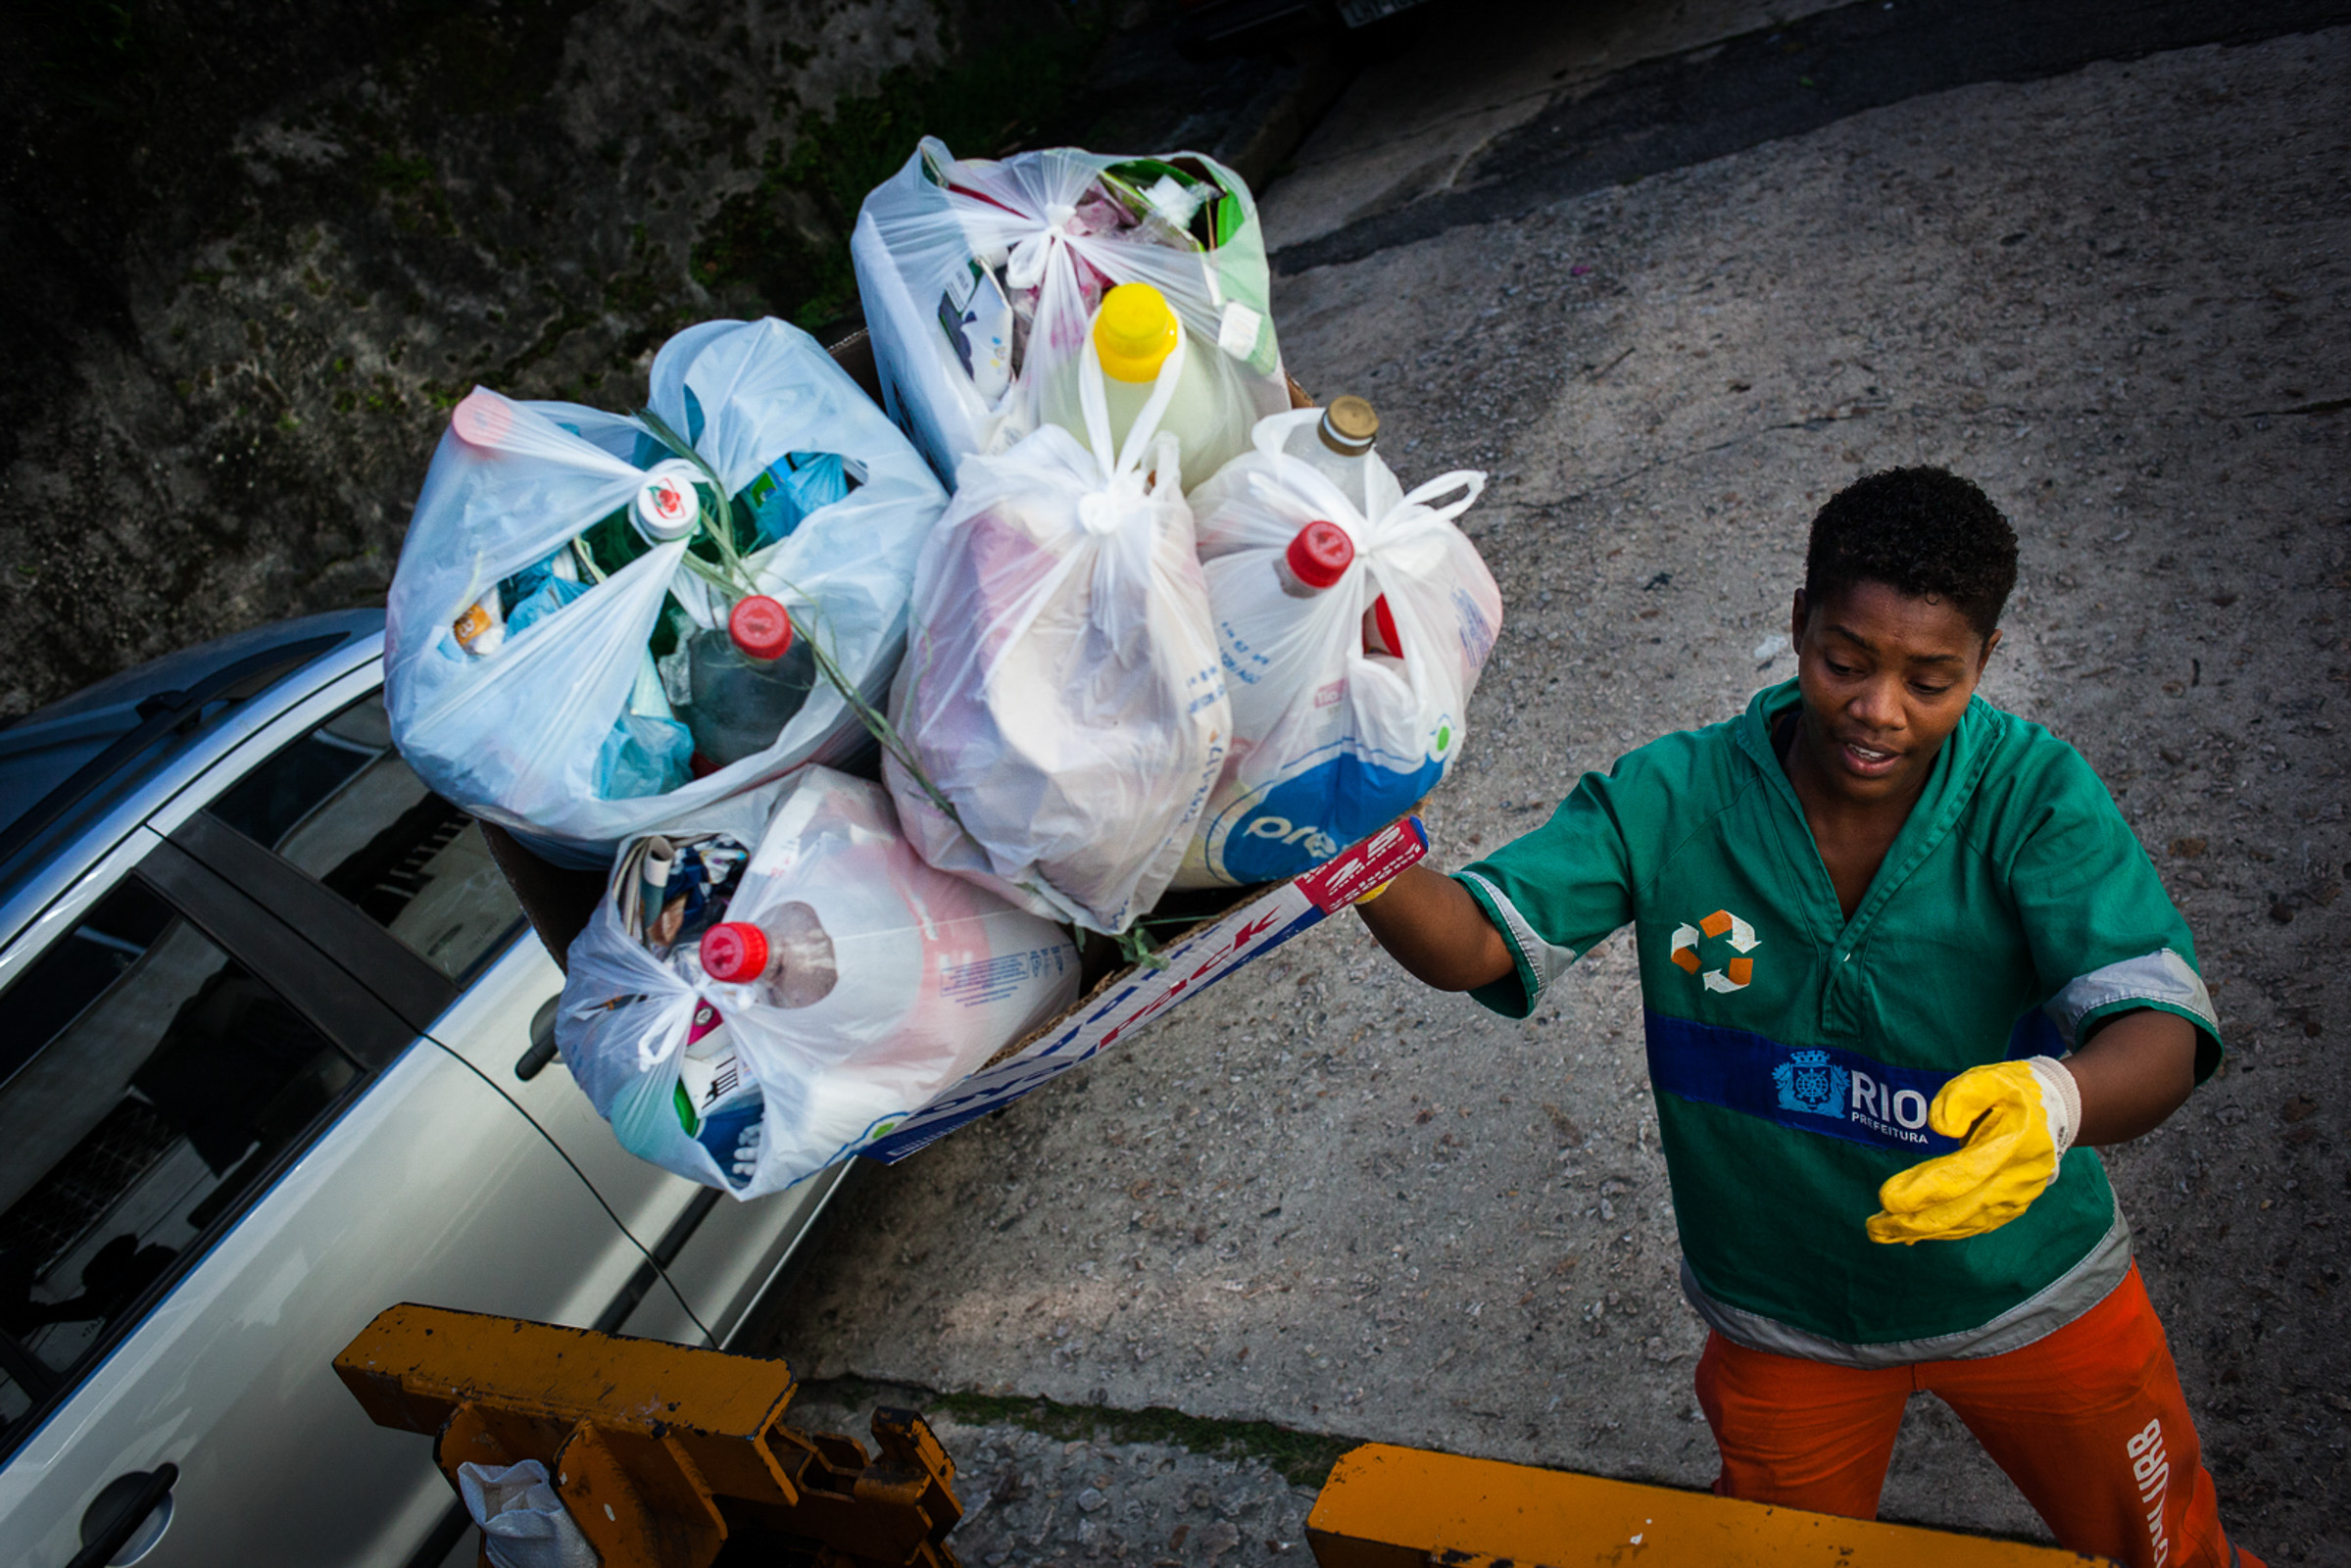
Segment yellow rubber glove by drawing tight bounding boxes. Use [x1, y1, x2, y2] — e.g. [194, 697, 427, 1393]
[1866, 1057, 2082, 1245]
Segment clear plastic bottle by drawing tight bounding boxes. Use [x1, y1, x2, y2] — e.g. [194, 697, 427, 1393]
[682, 595, 818, 768]
[1275, 519, 1353, 599]
[1281, 397, 1380, 515]
[698, 902, 841, 1010]
[1043, 282, 1254, 482]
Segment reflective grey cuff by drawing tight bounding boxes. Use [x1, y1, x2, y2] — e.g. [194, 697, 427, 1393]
[1455, 870, 1578, 1012]
[2044, 949, 2217, 1048]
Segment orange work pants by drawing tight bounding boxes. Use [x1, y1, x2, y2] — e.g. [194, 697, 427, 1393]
[1694, 1265, 2260, 1567]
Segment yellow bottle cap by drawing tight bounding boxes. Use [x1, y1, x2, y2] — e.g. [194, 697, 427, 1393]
[1093, 283, 1180, 383]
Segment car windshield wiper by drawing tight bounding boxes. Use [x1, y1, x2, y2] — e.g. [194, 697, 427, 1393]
[0, 633, 349, 871]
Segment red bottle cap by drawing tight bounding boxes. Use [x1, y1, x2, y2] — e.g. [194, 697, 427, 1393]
[729, 595, 796, 660]
[1371, 594, 1401, 655]
[1285, 520, 1353, 590]
[700, 921, 768, 984]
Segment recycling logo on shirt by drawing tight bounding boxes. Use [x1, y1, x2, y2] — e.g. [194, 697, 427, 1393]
[1670, 908, 1758, 993]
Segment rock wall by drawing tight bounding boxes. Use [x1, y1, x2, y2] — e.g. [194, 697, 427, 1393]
[0, 0, 1101, 715]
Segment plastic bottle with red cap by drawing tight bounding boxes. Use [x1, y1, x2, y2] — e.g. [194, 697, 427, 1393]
[1269, 516, 1405, 662]
[680, 594, 820, 768]
[1275, 519, 1353, 599]
[697, 901, 840, 1011]
[1362, 593, 1403, 661]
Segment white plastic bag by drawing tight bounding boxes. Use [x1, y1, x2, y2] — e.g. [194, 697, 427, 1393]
[557, 767, 1078, 1196]
[458, 1461, 599, 1568]
[852, 137, 1291, 487]
[385, 318, 947, 863]
[1177, 410, 1501, 888]
[885, 332, 1230, 935]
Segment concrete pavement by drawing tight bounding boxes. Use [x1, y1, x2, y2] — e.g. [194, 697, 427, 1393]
[758, 12, 2351, 1562]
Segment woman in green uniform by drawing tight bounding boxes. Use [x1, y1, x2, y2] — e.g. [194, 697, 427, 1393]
[1356, 467, 2258, 1567]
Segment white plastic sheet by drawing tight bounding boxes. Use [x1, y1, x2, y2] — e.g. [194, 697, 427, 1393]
[885, 333, 1230, 935]
[557, 767, 1078, 1197]
[852, 137, 1290, 486]
[385, 318, 946, 863]
[1178, 410, 1501, 887]
[457, 1461, 599, 1568]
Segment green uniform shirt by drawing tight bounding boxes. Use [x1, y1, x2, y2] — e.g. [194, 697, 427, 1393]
[1458, 681, 2221, 1365]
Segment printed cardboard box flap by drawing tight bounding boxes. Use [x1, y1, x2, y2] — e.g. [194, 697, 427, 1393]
[851, 815, 1427, 1164]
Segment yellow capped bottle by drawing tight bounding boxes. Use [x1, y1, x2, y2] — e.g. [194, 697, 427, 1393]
[1043, 282, 1254, 486]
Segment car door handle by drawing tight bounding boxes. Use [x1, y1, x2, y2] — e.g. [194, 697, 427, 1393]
[68, 1463, 176, 1568]
[515, 994, 562, 1081]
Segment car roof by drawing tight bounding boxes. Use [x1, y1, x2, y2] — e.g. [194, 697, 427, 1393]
[0, 609, 388, 952]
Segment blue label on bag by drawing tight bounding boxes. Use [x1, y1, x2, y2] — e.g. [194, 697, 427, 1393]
[1214, 749, 1445, 884]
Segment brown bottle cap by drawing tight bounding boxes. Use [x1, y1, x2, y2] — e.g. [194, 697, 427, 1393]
[1319, 396, 1379, 456]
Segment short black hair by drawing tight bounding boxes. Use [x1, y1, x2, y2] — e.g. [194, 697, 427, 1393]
[1804, 466, 2017, 639]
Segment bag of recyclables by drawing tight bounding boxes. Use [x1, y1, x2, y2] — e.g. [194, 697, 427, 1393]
[385, 318, 947, 864]
[885, 328, 1230, 935]
[1177, 409, 1501, 888]
[457, 1461, 597, 1568]
[557, 766, 1078, 1196]
[852, 136, 1291, 486]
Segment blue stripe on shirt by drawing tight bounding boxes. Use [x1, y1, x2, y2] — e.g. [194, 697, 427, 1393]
[1642, 1008, 2058, 1156]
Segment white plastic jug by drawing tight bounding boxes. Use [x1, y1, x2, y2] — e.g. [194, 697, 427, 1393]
[886, 325, 1230, 935]
[1176, 408, 1501, 888]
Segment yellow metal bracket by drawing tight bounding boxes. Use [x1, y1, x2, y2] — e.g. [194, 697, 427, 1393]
[1306, 1443, 2114, 1567]
[334, 1302, 960, 1568]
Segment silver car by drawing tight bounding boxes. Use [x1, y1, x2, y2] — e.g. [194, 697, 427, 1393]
[0, 611, 845, 1566]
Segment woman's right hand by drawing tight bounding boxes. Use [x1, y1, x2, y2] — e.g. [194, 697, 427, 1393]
[1354, 863, 1516, 993]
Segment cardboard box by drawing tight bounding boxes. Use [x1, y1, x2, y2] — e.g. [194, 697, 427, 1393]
[853, 813, 1425, 1163]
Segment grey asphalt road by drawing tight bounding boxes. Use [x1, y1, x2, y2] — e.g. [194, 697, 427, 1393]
[756, 5, 2351, 1562]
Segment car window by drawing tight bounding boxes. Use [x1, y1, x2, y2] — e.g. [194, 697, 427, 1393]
[0, 1365, 26, 1439]
[0, 879, 356, 1412]
[206, 695, 522, 984]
